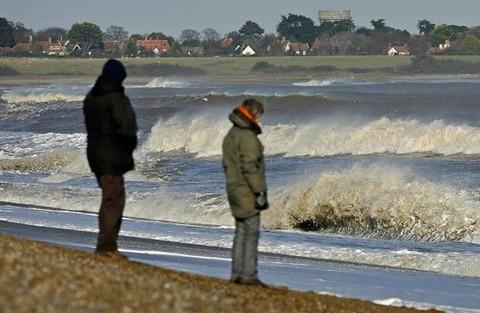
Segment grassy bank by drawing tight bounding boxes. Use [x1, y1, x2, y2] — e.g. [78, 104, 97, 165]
[0, 233, 441, 313]
[1, 56, 480, 81]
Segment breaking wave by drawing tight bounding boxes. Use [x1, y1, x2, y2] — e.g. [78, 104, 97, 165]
[292, 79, 338, 87]
[130, 78, 191, 89]
[0, 92, 84, 104]
[265, 164, 480, 242]
[0, 132, 86, 158]
[0, 150, 76, 172]
[143, 115, 480, 157]
[292, 79, 376, 87]
[0, 183, 232, 226]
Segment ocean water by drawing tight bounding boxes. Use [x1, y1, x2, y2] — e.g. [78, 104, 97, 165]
[1, 77, 480, 279]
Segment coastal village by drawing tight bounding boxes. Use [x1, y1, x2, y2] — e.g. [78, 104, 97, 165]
[0, 9, 476, 58]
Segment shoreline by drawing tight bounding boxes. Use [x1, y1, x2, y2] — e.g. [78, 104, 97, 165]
[0, 233, 442, 313]
[1, 73, 480, 87]
[2, 56, 480, 84]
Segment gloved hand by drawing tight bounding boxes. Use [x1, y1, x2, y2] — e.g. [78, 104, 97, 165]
[254, 192, 269, 210]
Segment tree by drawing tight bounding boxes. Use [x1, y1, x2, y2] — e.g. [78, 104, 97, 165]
[105, 25, 128, 41]
[469, 26, 480, 40]
[178, 29, 201, 45]
[221, 31, 242, 55]
[202, 28, 220, 42]
[370, 19, 387, 31]
[239, 20, 265, 39]
[319, 20, 356, 37]
[334, 19, 355, 33]
[35, 27, 68, 42]
[201, 28, 221, 56]
[355, 26, 372, 36]
[68, 22, 103, 54]
[13, 22, 33, 44]
[125, 39, 138, 56]
[276, 14, 317, 44]
[129, 34, 144, 41]
[417, 20, 435, 35]
[147, 32, 175, 46]
[258, 33, 283, 56]
[409, 35, 430, 55]
[462, 34, 480, 52]
[148, 32, 169, 40]
[0, 17, 15, 47]
[431, 24, 469, 46]
[318, 22, 336, 36]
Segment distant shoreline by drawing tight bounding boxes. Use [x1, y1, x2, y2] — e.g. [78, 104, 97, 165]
[1, 56, 480, 83]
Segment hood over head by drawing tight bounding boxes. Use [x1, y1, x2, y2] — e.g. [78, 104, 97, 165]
[90, 59, 126, 97]
[229, 107, 262, 135]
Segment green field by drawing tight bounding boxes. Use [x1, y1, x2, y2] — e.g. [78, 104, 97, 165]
[1, 55, 480, 80]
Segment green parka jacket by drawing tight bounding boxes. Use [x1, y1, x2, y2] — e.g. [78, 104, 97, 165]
[222, 109, 267, 218]
[83, 77, 137, 176]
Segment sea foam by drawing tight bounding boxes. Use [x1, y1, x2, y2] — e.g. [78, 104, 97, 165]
[143, 115, 480, 157]
[1, 92, 84, 104]
[265, 164, 480, 242]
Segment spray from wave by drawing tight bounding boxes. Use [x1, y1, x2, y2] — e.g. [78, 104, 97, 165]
[264, 164, 480, 242]
[143, 115, 480, 157]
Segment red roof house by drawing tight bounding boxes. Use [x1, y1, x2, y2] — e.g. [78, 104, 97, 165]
[136, 39, 171, 54]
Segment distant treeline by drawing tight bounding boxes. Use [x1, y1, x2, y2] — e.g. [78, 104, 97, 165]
[1, 14, 480, 58]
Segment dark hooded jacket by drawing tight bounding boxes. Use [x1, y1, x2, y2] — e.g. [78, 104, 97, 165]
[83, 60, 137, 176]
[222, 108, 267, 218]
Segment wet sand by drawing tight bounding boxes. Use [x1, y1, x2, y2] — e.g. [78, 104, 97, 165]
[0, 233, 441, 313]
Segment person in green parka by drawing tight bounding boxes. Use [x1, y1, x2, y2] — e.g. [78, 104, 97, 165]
[222, 98, 269, 286]
[83, 59, 137, 259]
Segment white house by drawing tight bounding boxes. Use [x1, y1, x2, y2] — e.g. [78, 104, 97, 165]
[439, 40, 451, 51]
[284, 42, 310, 56]
[241, 45, 256, 56]
[387, 46, 410, 56]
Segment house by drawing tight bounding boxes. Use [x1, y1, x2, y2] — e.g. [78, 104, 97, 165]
[136, 39, 171, 54]
[13, 43, 33, 53]
[428, 47, 443, 55]
[103, 40, 126, 54]
[220, 37, 233, 49]
[34, 40, 70, 56]
[387, 46, 410, 56]
[439, 40, 451, 51]
[241, 45, 256, 56]
[284, 42, 310, 55]
[310, 38, 321, 51]
[0, 47, 15, 54]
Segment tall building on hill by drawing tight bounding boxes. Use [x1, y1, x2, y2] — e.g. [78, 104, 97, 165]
[319, 10, 352, 23]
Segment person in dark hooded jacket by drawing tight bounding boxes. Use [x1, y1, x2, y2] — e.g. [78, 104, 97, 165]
[222, 98, 269, 286]
[83, 59, 137, 259]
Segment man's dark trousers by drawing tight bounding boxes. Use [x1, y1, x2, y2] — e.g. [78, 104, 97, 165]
[95, 175, 125, 252]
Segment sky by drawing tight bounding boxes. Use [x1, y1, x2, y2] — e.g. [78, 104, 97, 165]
[2, 0, 479, 37]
